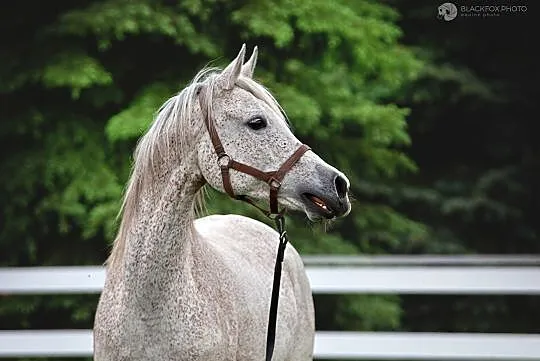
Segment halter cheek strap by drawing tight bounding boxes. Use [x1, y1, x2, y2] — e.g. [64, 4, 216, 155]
[199, 88, 310, 216]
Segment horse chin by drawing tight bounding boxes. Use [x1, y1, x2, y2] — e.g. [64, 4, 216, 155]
[282, 197, 333, 222]
[304, 210, 333, 222]
[303, 205, 337, 222]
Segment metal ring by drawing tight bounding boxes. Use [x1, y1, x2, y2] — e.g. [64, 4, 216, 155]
[268, 177, 281, 189]
[217, 154, 231, 169]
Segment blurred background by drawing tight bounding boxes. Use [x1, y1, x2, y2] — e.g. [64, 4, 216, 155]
[0, 0, 538, 360]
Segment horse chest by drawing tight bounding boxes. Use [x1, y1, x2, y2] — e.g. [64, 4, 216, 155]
[142, 278, 240, 357]
[96, 273, 240, 360]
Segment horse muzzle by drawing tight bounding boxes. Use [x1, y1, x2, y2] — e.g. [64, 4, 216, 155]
[299, 172, 351, 220]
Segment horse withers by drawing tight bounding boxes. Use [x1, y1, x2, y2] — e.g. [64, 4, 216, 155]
[93, 44, 351, 361]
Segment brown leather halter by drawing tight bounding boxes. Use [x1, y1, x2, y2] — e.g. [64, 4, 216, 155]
[198, 87, 310, 216]
[198, 85, 310, 360]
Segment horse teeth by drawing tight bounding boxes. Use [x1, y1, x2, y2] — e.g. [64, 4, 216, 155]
[309, 195, 328, 211]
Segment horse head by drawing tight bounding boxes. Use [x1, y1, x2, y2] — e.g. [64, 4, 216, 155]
[196, 45, 351, 221]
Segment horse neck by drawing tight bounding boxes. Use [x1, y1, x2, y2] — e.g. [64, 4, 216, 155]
[121, 153, 204, 301]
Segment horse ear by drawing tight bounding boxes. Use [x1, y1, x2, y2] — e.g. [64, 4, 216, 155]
[217, 44, 246, 90]
[241, 46, 258, 79]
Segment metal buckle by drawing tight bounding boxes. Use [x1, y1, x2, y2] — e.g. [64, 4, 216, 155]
[268, 177, 281, 189]
[217, 154, 231, 169]
[267, 212, 281, 220]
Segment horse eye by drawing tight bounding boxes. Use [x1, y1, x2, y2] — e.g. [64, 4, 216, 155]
[247, 117, 267, 130]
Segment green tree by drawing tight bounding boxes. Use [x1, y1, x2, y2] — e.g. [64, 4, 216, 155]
[0, 0, 424, 358]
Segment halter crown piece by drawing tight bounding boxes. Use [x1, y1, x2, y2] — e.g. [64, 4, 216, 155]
[198, 86, 310, 360]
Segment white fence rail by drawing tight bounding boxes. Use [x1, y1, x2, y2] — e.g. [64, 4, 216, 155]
[1, 330, 540, 360]
[2, 265, 540, 295]
[1, 255, 539, 359]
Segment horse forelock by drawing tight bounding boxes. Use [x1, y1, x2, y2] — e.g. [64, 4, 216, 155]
[106, 65, 288, 267]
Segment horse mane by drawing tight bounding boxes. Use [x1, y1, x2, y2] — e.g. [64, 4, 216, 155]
[106, 66, 289, 268]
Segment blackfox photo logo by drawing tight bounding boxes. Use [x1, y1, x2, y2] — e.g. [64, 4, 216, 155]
[437, 3, 527, 20]
[438, 2, 458, 21]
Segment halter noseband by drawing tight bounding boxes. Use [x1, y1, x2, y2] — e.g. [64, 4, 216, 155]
[198, 87, 310, 216]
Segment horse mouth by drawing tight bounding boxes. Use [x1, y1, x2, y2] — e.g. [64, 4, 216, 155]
[302, 193, 335, 219]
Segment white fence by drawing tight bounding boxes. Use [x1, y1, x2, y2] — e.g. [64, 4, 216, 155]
[1, 255, 539, 359]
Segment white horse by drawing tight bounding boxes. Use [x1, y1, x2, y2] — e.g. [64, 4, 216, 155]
[94, 44, 351, 361]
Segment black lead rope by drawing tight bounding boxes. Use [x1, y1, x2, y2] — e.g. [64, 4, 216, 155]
[265, 214, 288, 361]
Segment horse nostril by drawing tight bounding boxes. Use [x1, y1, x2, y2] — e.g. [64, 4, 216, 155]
[334, 174, 348, 199]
